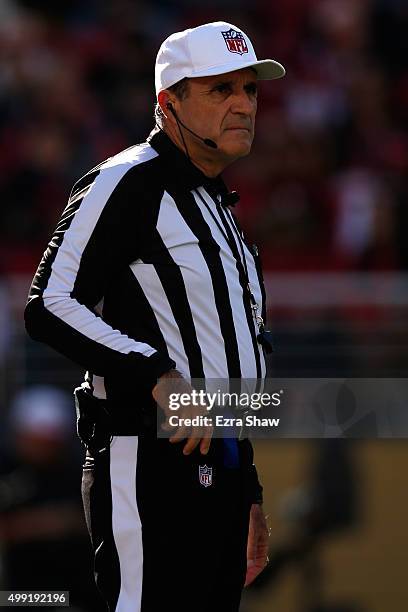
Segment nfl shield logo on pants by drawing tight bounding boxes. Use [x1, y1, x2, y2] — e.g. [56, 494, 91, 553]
[199, 465, 213, 487]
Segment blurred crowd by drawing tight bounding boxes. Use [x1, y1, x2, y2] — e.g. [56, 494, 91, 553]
[0, 385, 102, 610]
[0, 0, 407, 276]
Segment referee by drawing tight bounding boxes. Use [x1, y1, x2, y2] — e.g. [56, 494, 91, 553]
[25, 21, 285, 612]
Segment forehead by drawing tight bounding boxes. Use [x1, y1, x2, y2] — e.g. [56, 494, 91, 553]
[190, 67, 258, 88]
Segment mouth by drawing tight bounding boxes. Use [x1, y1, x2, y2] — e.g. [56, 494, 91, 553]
[224, 127, 251, 135]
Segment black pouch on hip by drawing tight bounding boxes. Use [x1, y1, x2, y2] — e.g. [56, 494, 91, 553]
[74, 386, 112, 453]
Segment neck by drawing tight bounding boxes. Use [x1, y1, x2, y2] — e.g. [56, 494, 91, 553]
[163, 121, 230, 178]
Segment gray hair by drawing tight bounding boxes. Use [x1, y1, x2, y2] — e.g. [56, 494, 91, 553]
[154, 78, 190, 128]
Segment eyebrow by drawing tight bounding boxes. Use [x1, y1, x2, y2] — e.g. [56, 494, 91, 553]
[212, 79, 233, 87]
[211, 79, 258, 87]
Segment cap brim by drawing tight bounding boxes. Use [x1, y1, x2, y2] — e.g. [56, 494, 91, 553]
[190, 58, 285, 81]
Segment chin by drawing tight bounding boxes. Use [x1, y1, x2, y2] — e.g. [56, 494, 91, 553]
[222, 139, 252, 159]
[221, 131, 253, 157]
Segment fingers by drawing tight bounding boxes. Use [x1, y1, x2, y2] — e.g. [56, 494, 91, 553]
[161, 421, 212, 455]
[246, 540, 257, 566]
[153, 372, 214, 455]
[169, 423, 213, 455]
[199, 433, 212, 455]
[244, 557, 269, 587]
[245, 504, 270, 587]
[245, 562, 259, 587]
[182, 437, 201, 455]
[246, 517, 257, 561]
[244, 568, 255, 588]
[244, 549, 269, 586]
[169, 425, 190, 443]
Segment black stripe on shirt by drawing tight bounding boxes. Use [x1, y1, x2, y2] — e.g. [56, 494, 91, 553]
[170, 188, 242, 378]
[102, 266, 170, 359]
[211, 197, 262, 378]
[143, 227, 205, 379]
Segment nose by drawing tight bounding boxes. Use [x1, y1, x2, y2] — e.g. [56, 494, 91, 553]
[230, 89, 256, 116]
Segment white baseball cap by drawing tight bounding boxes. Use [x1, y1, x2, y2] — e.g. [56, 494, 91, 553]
[155, 21, 285, 96]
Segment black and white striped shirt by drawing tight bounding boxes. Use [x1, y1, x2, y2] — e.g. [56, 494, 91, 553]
[25, 127, 267, 433]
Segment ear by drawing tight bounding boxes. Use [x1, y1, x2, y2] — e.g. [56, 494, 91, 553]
[157, 90, 175, 119]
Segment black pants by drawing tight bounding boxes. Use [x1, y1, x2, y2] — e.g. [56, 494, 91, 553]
[81, 434, 254, 612]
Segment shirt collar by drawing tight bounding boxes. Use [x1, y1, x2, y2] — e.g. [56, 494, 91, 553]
[146, 125, 229, 198]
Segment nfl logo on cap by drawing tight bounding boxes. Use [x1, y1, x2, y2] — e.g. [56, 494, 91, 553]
[222, 28, 248, 55]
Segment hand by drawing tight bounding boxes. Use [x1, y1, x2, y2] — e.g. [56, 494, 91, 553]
[152, 369, 213, 456]
[245, 503, 269, 587]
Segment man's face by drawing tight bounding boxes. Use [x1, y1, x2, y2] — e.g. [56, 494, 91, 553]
[175, 67, 258, 162]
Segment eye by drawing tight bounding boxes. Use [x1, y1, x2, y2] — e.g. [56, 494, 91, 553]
[212, 83, 232, 94]
[245, 82, 258, 96]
